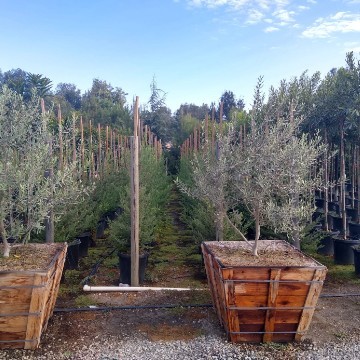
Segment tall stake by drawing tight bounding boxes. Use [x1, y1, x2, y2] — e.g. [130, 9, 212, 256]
[89, 121, 95, 178]
[340, 119, 347, 239]
[131, 96, 140, 286]
[58, 104, 63, 171]
[80, 116, 85, 180]
[98, 124, 102, 176]
[42, 100, 54, 243]
[219, 101, 223, 135]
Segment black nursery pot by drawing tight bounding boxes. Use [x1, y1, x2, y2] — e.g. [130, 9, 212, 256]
[64, 239, 81, 270]
[96, 219, 107, 239]
[352, 246, 360, 277]
[334, 238, 360, 265]
[348, 222, 360, 239]
[76, 231, 92, 257]
[104, 207, 123, 222]
[118, 252, 149, 285]
[346, 208, 359, 223]
[317, 233, 337, 256]
[315, 198, 325, 209]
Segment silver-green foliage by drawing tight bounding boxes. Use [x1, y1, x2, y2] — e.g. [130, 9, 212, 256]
[0, 86, 88, 257]
[178, 117, 326, 256]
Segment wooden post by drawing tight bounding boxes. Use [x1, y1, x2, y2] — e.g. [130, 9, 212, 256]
[205, 114, 209, 144]
[198, 123, 201, 150]
[131, 96, 140, 287]
[113, 130, 117, 170]
[211, 121, 216, 155]
[98, 124, 102, 176]
[219, 101, 223, 135]
[89, 121, 95, 178]
[41, 100, 55, 243]
[193, 128, 197, 152]
[80, 116, 85, 179]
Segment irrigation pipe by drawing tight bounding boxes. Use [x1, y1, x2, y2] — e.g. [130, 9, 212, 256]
[54, 303, 213, 314]
[53, 292, 360, 314]
[83, 285, 206, 292]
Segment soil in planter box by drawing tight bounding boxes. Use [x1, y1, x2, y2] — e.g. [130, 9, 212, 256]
[0, 243, 64, 271]
[206, 240, 320, 267]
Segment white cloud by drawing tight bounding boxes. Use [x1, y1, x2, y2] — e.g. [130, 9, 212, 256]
[264, 26, 280, 32]
[273, 9, 295, 22]
[298, 5, 310, 11]
[302, 12, 360, 38]
[186, 0, 317, 32]
[246, 9, 265, 24]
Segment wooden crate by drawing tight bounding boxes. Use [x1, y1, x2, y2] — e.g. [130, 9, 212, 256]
[202, 241, 327, 343]
[0, 243, 67, 349]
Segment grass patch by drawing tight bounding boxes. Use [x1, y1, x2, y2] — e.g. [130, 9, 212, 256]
[74, 295, 97, 308]
[302, 244, 360, 284]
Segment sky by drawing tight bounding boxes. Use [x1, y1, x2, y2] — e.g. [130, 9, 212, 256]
[1, 0, 360, 113]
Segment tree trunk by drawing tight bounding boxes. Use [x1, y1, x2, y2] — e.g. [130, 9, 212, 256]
[357, 146, 360, 224]
[215, 211, 224, 242]
[0, 218, 10, 257]
[340, 119, 347, 239]
[252, 207, 260, 256]
[323, 129, 329, 231]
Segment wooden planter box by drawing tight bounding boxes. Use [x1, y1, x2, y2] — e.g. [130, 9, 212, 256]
[202, 240, 327, 343]
[0, 243, 67, 349]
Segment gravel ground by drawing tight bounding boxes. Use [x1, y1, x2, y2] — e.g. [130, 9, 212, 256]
[1, 334, 359, 360]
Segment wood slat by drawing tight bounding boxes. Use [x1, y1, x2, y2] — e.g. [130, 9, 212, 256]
[0, 244, 67, 350]
[0, 288, 32, 314]
[24, 274, 46, 349]
[0, 273, 46, 288]
[232, 294, 307, 308]
[0, 315, 28, 337]
[233, 281, 310, 296]
[263, 269, 281, 342]
[201, 241, 326, 344]
[295, 268, 327, 341]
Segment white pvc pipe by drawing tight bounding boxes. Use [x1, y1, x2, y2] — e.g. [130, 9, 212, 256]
[83, 285, 204, 292]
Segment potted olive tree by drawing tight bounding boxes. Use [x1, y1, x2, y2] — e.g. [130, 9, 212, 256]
[0, 87, 85, 349]
[179, 114, 328, 343]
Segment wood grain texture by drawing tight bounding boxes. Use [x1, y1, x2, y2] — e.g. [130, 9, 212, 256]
[201, 241, 327, 343]
[0, 244, 67, 349]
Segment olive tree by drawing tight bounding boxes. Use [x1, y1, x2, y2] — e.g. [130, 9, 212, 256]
[0, 86, 87, 257]
[228, 117, 325, 255]
[178, 116, 325, 256]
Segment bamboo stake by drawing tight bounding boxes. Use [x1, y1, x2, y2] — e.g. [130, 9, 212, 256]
[41, 99, 54, 243]
[324, 145, 329, 231]
[80, 116, 85, 179]
[193, 128, 197, 152]
[211, 121, 216, 155]
[57, 104, 63, 171]
[89, 121, 95, 178]
[72, 114, 77, 165]
[205, 114, 209, 145]
[113, 130, 117, 170]
[219, 101, 223, 135]
[98, 124, 102, 176]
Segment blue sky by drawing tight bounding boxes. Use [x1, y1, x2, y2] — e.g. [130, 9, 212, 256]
[1, 0, 360, 112]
